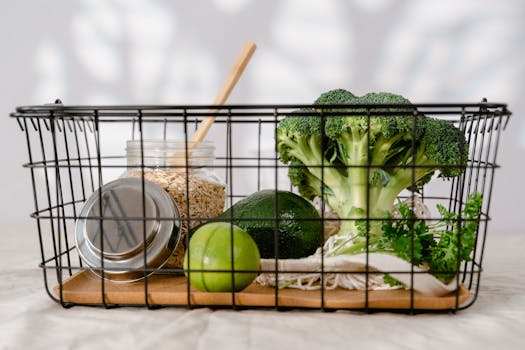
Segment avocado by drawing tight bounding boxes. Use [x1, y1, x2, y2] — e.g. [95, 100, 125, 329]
[214, 190, 322, 259]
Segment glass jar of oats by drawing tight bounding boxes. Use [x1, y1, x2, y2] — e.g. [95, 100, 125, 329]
[123, 140, 226, 270]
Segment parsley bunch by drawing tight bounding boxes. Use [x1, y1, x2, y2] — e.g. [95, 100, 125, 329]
[330, 193, 482, 284]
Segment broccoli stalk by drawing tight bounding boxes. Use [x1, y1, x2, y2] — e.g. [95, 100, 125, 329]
[276, 111, 352, 224]
[276, 89, 468, 238]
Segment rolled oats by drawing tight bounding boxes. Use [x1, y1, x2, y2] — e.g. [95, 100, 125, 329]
[129, 169, 226, 268]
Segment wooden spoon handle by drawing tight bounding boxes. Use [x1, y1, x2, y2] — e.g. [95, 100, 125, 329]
[191, 41, 256, 143]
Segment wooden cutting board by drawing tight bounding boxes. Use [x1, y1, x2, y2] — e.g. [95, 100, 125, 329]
[53, 270, 471, 310]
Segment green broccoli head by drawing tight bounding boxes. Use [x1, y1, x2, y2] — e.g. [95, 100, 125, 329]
[316, 90, 377, 142]
[276, 108, 322, 164]
[278, 108, 322, 135]
[421, 118, 468, 177]
[360, 92, 423, 139]
[275, 89, 469, 237]
[315, 89, 366, 141]
[361, 92, 410, 105]
[314, 89, 357, 105]
[318, 90, 419, 142]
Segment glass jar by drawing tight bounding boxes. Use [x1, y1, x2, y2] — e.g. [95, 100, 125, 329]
[124, 140, 226, 269]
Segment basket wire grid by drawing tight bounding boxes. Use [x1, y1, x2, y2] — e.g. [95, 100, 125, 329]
[11, 100, 510, 313]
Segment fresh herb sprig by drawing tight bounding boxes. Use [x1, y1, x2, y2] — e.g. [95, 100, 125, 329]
[330, 193, 482, 284]
[426, 193, 482, 282]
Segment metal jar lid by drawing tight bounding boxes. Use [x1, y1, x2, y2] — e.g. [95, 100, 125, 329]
[75, 177, 181, 282]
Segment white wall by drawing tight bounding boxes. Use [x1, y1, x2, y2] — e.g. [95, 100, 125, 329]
[1, 0, 524, 234]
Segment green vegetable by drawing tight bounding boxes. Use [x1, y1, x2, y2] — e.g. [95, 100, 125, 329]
[333, 193, 482, 284]
[426, 193, 482, 282]
[276, 89, 476, 284]
[184, 222, 260, 292]
[276, 89, 468, 238]
[214, 190, 323, 259]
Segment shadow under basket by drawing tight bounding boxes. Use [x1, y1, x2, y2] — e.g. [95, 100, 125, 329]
[12, 101, 510, 313]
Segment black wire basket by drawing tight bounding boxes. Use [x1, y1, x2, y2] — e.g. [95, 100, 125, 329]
[12, 100, 511, 313]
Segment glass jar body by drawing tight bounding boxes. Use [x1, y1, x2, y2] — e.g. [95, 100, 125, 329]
[123, 140, 226, 269]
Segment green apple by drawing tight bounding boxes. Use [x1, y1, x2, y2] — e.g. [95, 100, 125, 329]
[184, 222, 261, 292]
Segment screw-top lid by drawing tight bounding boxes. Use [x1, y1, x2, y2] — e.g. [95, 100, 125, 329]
[75, 177, 181, 281]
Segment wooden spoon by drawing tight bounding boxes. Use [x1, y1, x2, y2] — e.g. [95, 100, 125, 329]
[191, 41, 257, 144]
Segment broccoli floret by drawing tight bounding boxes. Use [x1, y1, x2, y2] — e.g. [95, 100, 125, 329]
[276, 109, 322, 164]
[276, 108, 349, 215]
[315, 89, 357, 105]
[276, 89, 468, 238]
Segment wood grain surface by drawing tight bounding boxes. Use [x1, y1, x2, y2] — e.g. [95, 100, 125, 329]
[54, 270, 471, 310]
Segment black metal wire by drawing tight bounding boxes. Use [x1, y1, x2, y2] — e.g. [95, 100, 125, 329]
[319, 108, 326, 311]
[94, 110, 109, 308]
[227, 108, 237, 309]
[138, 109, 152, 308]
[50, 112, 67, 306]
[183, 108, 192, 310]
[364, 107, 371, 312]
[12, 102, 511, 313]
[23, 117, 57, 303]
[272, 108, 280, 310]
[36, 117, 62, 297]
